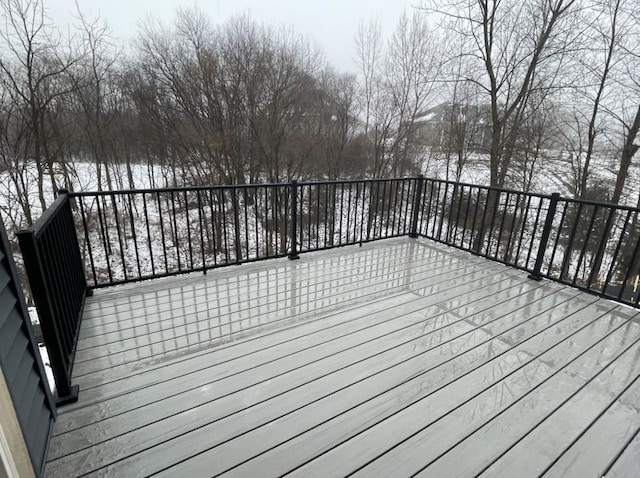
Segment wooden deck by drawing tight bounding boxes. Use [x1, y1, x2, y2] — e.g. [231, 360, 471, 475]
[45, 238, 640, 477]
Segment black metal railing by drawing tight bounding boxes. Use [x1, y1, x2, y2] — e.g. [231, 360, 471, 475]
[416, 179, 555, 273]
[17, 177, 640, 406]
[295, 179, 418, 254]
[69, 179, 421, 288]
[539, 196, 640, 303]
[64, 177, 640, 305]
[415, 178, 640, 307]
[17, 191, 87, 405]
[71, 184, 291, 288]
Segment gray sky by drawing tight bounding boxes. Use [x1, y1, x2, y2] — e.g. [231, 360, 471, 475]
[45, 0, 420, 72]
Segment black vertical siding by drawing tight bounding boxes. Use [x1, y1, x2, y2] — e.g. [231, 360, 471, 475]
[0, 218, 55, 477]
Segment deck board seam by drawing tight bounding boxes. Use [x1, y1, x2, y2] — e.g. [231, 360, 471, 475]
[62, 263, 518, 417]
[396, 306, 639, 477]
[144, 293, 601, 477]
[49, 284, 579, 472]
[53, 276, 545, 442]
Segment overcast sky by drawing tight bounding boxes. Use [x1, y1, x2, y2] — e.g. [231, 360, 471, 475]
[45, 0, 421, 73]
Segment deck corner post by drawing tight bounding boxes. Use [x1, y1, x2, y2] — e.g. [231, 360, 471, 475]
[409, 175, 425, 238]
[289, 180, 300, 260]
[528, 192, 560, 281]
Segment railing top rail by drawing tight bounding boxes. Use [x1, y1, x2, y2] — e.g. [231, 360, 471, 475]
[296, 178, 417, 187]
[559, 196, 640, 213]
[68, 177, 420, 197]
[20, 191, 70, 238]
[423, 177, 555, 200]
[66, 176, 640, 213]
[68, 183, 291, 197]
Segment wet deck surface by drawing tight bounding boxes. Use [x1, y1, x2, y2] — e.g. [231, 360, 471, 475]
[46, 238, 640, 477]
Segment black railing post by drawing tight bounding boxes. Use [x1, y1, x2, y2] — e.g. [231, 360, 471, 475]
[409, 175, 424, 238]
[18, 220, 80, 405]
[289, 180, 300, 260]
[528, 192, 560, 281]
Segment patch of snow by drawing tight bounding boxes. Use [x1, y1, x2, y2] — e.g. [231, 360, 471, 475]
[28, 306, 39, 325]
[38, 344, 56, 394]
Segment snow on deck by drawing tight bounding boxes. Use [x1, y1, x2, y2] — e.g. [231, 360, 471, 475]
[45, 238, 640, 477]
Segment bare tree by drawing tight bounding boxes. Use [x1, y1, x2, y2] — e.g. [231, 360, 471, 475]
[423, 0, 580, 187]
[0, 0, 85, 214]
[356, 10, 445, 178]
[70, 6, 122, 191]
[355, 18, 382, 137]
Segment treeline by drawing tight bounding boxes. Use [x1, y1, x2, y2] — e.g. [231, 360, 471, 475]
[359, 0, 640, 201]
[0, 0, 639, 234]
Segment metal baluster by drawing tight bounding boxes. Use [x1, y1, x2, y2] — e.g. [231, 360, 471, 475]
[603, 210, 631, 294]
[360, 181, 367, 242]
[573, 205, 598, 286]
[460, 187, 472, 249]
[111, 194, 128, 281]
[220, 189, 229, 264]
[156, 191, 169, 273]
[339, 182, 345, 245]
[243, 188, 249, 261]
[142, 193, 155, 277]
[560, 202, 584, 281]
[197, 190, 206, 272]
[431, 181, 442, 238]
[231, 188, 242, 263]
[289, 180, 299, 260]
[94, 196, 112, 283]
[515, 195, 532, 266]
[264, 186, 270, 256]
[170, 191, 181, 272]
[437, 182, 449, 241]
[495, 191, 510, 258]
[78, 197, 97, 286]
[184, 190, 194, 270]
[207, 189, 218, 267]
[504, 193, 521, 263]
[524, 196, 543, 269]
[587, 206, 615, 290]
[485, 190, 501, 257]
[128, 193, 141, 278]
[254, 186, 260, 258]
[618, 212, 640, 301]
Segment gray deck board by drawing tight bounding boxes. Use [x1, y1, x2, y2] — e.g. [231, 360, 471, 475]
[45, 238, 640, 477]
[607, 425, 640, 477]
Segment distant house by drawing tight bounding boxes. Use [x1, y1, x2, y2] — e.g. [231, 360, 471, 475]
[411, 103, 492, 153]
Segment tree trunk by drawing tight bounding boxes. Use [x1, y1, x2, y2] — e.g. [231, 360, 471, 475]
[612, 104, 640, 204]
